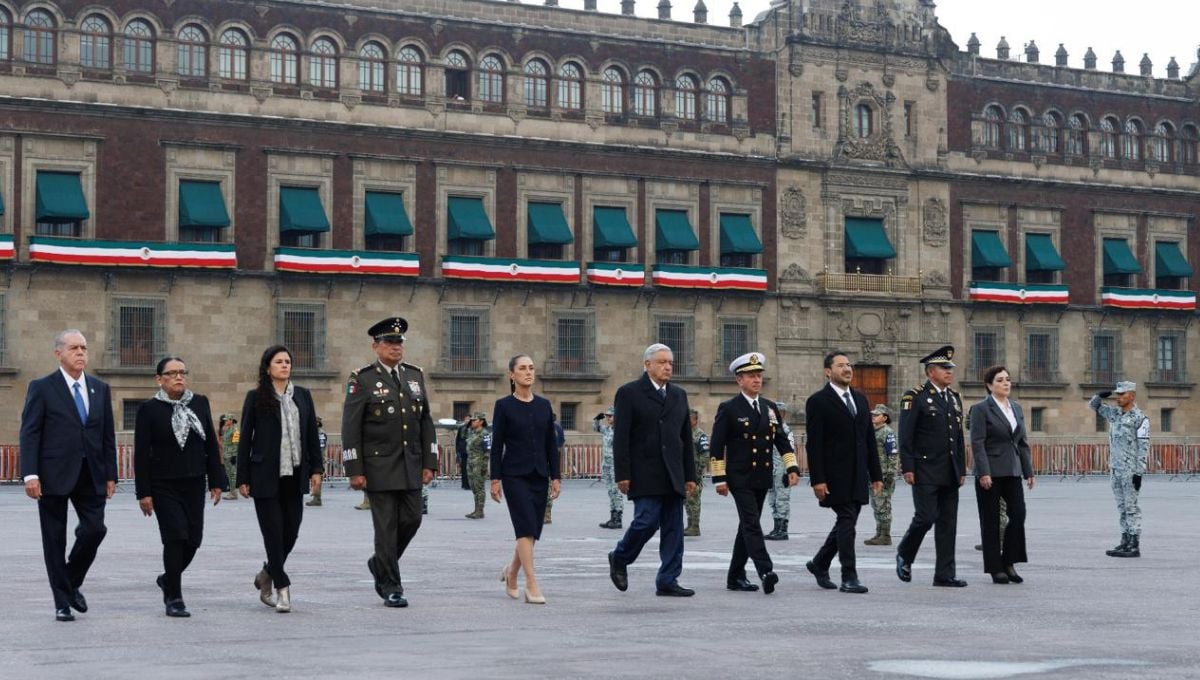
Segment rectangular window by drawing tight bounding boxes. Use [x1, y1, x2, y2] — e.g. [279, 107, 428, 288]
[559, 402, 579, 431]
[452, 401, 473, 422]
[1029, 407, 1045, 432]
[1154, 333, 1186, 383]
[110, 298, 166, 368]
[1161, 408, 1174, 433]
[970, 327, 1004, 381]
[1090, 332, 1120, 386]
[655, 315, 695, 377]
[276, 302, 326, 371]
[1095, 412, 1107, 433]
[550, 313, 595, 375]
[904, 101, 915, 137]
[1025, 330, 1058, 383]
[718, 319, 756, 372]
[812, 92, 823, 129]
[0, 293, 6, 365]
[122, 398, 143, 431]
[443, 308, 490, 374]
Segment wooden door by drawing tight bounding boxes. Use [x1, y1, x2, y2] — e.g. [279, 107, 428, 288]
[852, 365, 890, 409]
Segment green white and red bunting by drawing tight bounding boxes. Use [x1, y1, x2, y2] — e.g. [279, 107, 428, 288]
[0, 234, 13, 260]
[1101, 287, 1196, 311]
[968, 282, 1069, 305]
[441, 256, 580, 284]
[651, 265, 768, 291]
[586, 261, 646, 287]
[274, 248, 419, 276]
[29, 237, 236, 268]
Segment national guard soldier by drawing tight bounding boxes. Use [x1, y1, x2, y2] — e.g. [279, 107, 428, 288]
[865, 404, 897, 545]
[306, 417, 329, 507]
[341, 317, 438, 608]
[464, 412, 490, 519]
[684, 408, 710, 537]
[764, 402, 796, 540]
[710, 353, 800, 594]
[895, 345, 968, 588]
[1089, 381, 1149, 558]
[219, 415, 239, 501]
[595, 407, 622, 529]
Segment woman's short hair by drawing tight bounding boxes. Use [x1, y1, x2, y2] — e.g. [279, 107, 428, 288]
[155, 356, 185, 375]
[982, 365, 1008, 390]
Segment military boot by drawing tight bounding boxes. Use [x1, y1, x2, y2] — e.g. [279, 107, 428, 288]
[864, 524, 891, 546]
[766, 519, 789, 540]
[305, 494, 322, 507]
[465, 501, 484, 519]
[763, 518, 782, 540]
[599, 510, 622, 529]
[543, 508, 552, 525]
[1114, 534, 1140, 558]
[684, 517, 700, 537]
[1105, 533, 1130, 557]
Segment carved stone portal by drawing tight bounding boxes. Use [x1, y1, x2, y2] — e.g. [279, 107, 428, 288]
[780, 186, 806, 239]
[923, 197, 947, 247]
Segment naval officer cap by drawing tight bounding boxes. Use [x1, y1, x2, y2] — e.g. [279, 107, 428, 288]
[729, 352, 766, 375]
[368, 317, 407, 342]
[1113, 381, 1137, 394]
[919, 345, 956, 368]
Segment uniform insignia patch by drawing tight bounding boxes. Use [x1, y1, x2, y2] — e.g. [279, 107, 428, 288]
[387, 406, 395, 414]
[408, 380, 422, 399]
[347, 380, 358, 395]
[342, 448, 357, 462]
[903, 401, 912, 410]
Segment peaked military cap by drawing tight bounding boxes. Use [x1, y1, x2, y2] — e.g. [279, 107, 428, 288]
[870, 404, 892, 421]
[471, 411, 488, 421]
[919, 345, 956, 368]
[729, 352, 766, 375]
[368, 317, 408, 342]
[1113, 381, 1136, 394]
[605, 406, 615, 416]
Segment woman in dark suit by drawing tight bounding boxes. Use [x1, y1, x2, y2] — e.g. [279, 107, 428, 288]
[134, 357, 227, 617]
[490, 354, 561, 605]
[237, 345, 323, 612]
[969, 365, 1036, 584]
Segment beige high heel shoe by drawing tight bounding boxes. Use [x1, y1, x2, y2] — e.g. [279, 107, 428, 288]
[275, 586, 291, 613]
[501, 566, 518, 600]
[254, 567, 274, 607]
[524, 590, 546, 605]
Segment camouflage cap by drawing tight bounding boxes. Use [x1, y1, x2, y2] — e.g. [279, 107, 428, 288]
[870, 404, 892, 421]
[605, 407, 615, 416]
[471, 411, 488, 421]
[1113, 381, 1136, 394]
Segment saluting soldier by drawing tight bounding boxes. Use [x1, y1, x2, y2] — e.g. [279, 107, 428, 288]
[710, 352, 800, 595]
[895, 345, 968, 588]
[341, 317, 437, 608]
[1089, 381, 1149, 558]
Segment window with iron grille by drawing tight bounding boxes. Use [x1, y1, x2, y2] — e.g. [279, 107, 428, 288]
[559, 403, 579, 431]
[443, 308, 490, 374]
[1025, 329, 1058, 383]
[1154, 333, 1186, 383]
[718, 318, 756, 373]
[110, 298, 166, 368]
[276, 302, 326, 371]
[1029, 407, 1045, 432]
[970, 327, 1004, 381]
[122, 398, 144, 431]
[452, 402, 473, 422]
[550, 312, 596, 375]
[1161, 408, 1174, 433]
[655, 315, 695, 377]
[1089, 332, 1120, 385]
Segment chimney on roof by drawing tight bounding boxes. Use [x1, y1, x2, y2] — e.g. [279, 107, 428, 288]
[1084, 47, 1097, 70]
[658, 0, 671, 19]
[966, 33, 980, 56]
[996, 36, 1010, 60]
[1025, 41, 1039, 64]
[1055, 44, 1068, 67]
[544, 0, 558, 5]
[1139, 53, 1153, 77]
[1112, 50, 1125, 73]
[622, 0, 635, 15]
[694, 0, 707, 24]
[730, 2, 743, 28]
[1166, 56, 1180, 79]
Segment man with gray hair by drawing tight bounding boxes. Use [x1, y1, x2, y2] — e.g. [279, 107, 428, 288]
[608, 344, 698, 596]
[1089, 381, 1149, 558]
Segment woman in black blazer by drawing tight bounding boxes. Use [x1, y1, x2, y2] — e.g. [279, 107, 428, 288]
[237, 345, 323, 613]
[969, 365, 1036, 584]
[134, 357, 227, 617]
[490, 354, 561, 605]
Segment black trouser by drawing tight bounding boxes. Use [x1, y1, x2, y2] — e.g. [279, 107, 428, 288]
[812, 502, 864, 581]
[975, 476, 1028, 573]
[367, 489, 423, 596]
[152, 476, 206, 602]
[898, 483, 960, 581]
[728, 487, 772, 582]
[38, 463, 108, 610]
[253, 475, 304, 589]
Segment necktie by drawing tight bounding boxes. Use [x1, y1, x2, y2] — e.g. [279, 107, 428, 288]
[658, 386, 667, 401]
[72, 382, 88, 423]
[843, 391, 856, 416]
[392, 368, 401, 387]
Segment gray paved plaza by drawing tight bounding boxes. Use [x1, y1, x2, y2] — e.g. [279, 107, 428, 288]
[1, 477, 1197, 679]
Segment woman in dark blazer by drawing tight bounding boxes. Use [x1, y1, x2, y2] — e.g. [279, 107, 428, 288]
[969, 365, 1036, 584]
[134, 357, 227, 617]
[490, 354, 561, 605]
[237, 345, 324, 612]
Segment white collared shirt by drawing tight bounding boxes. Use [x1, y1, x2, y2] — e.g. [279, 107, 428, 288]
[649, 377, 667, 393]
[829, 382, 853, 404]
[60, 367, 90, 416]
[741, 392, 761, 412]
[991, 394, 1018, 432]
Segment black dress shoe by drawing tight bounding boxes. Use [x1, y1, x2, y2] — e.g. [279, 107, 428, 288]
[933, 577, 969, 587]
[990, 572, 1010, 584]
[55, 607, 75, 622]
[895, 554, 912, 583]
[367, 558, 384, 599]
[805, 561, 837, 590]
[761, 572, 779, 595]
[68, 588, 88, 613]
[725, 577, 759, 592]
[165, 600, 191, 618]
[655, 583, 695, 597]
[384, 593, 408, 608]
[840, 579, 869, 594]
[608, 551, 628, 592]
[1004, 566, 1024, 584]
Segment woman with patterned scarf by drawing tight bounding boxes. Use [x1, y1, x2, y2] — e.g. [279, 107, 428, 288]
[134, 356, 227, 617]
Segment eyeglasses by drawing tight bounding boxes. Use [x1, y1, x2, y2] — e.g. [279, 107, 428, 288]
[160, 370, 189, 378]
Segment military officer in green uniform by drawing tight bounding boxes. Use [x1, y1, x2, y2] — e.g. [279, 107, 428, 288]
[219, 415, 239, 501]
[341, 317, 437, 608]
[865, 404, 897, 545]
[464, 412, 490, 519]
[684, 408, 710, 537]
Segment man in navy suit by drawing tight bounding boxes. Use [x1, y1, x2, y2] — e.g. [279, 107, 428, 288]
[608, 343, 698, 596]
[20, 329, 117, 621]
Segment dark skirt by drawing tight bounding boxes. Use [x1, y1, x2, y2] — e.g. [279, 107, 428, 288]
[151, 476, 206, 544]
[502, 473, 550, 540]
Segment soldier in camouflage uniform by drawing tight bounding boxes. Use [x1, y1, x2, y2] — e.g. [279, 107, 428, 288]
[596, 408, 622, 529]
[684, 408, 710, 537]
[219, 415, 240, 500]
[464, 413, 490, 519]
[1089, 381, 1149, 558]
[764, 402, 797, 540]
[865, 404, 898, 545]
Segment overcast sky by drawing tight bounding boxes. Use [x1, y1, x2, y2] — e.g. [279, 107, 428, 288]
[586, 0, 1198, 79]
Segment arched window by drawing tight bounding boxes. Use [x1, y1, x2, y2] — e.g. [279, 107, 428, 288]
[556, 62, 582, 110]
[1036, 112, 1060, 154]
[218, 29, 249, 80]
[396, 46, 423, 96]
[477, 54, 504, 103]
[601, 67, 624, 114]
[444, 50, 470, 100]
[1180, 125, 1199, 165]
[523, 59, 549, 108]
[1122, 119, 1142, 160]
[123, 20, 154, 73]
[23, 9, 55, 65]
[705, 77, 730, 123]
[1065, 114, 1087, 156]
[1150, 122, 1173, 163]
[79, 15, 111, 70]
[1007, 109, 1028, 151]
[309, 38, 338, 89]
[269, 34, 298, 84]
[358, 42, 386, 93]
[632, 70, 657, 117]
[176, 24, 207, 77]
[982, 105, 1003, 147]
[855, 103, 873, 138]
[1099, 117, 1119, 158]
[675, 74, 699, 121]
[0, 9, 10, 61]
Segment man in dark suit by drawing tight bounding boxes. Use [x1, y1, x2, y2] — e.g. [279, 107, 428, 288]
[710, 352, 799, 595]
[608, 343, 697, 597]
[342, 317, 437, 608]
[20, 329, 117, 622]
[895, 345, 968, 587]
[803, 351, 883, 594]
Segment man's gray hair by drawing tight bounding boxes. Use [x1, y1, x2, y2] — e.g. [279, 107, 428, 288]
[54, 329, 85, 350]
[643, 343, 673, 361]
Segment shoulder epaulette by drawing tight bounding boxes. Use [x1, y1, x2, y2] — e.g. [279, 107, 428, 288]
[401, 362, 424, 372]
[350, 363, 374, 377]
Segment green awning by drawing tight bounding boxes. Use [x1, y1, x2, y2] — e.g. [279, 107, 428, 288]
[178, 180, 231, 228]
[971, 230, 1012, 268]
[364, 191, 414, 236]
[719, 214, 763, 255]
[447, 196, 495, 240]
[1155, 241, 1193, 278]
[844, 218, 896, 259]
[1024, 233, 1065, 271]
[36, 171, 90, 223]
[279, 186, 330, 233]
[593, 206, 637, 248]
[655, 210, 700, 251]
[527, 202, 574, 245]
[1102, 238, 1142, 275]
